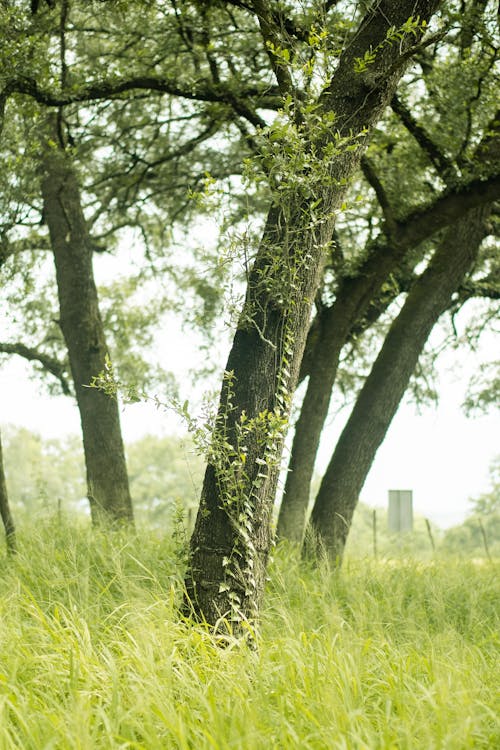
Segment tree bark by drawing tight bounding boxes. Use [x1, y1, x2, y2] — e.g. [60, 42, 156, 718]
[40, 127, 134, 525]
[307, 203, 492, 564]
[276, 183, 500, 545]
[0, 429, 16, 554]
[277, 249, 407, 542]
[277, 133, 500, 544]
[184, 1, 442, 630]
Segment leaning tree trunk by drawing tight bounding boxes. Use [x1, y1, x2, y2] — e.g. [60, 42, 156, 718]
[277, 244, 415, 543]
[307, 203, 492, 564]
[40, 126, 134, 525]
[307, 107, 500, 564]
[276, 304, 349, 544]
[0, 428, 16, 554]
[276, 181, 496, 543]
[184, 1, 442, 630]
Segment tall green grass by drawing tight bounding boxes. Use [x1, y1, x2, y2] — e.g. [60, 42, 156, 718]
[0, 519, 498, 749]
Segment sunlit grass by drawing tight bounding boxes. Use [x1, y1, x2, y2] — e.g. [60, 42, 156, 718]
[0, 519, 498, 749]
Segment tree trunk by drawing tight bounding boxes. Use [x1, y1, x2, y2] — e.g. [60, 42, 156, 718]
[184, 1, 442, 630]
[308, 204, 491, 564]
[277, 125, 500, 545]
[0, 429, 16, 554]
[277, 248, 411, 543]
[40, 127, 134, 525]
[276, 306, 347, 544]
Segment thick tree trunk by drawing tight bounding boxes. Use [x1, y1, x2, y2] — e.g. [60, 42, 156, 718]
[277, 250, 411, 543]
[185, 1, 442, 629]
[307, 204, 491, 564]
[40, 130, 134, 525]
[278, 202, 500, 548]
[0, 429, 16, 554]
[277, 126, 500, 545]
[276, 307, 347, 544]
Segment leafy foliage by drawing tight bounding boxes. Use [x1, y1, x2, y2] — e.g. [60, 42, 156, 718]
[1, 426, 86, 516]
[0, 1, 498, 621]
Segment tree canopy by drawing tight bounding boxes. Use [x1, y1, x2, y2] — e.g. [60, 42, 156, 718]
[0, 0, 498, 626]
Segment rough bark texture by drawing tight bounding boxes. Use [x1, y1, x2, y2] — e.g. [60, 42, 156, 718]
[277, 251, 405, 542]
[185, 1, 442, 629]
[40, 134, 134, 525]
[276, 182, 500, 544]
[0, 429, 16, 554]
[308, 203, 492, 564]
[276, 306, 347, 543]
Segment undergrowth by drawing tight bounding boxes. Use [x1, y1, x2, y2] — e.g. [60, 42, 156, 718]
[0, 518, 498, 749]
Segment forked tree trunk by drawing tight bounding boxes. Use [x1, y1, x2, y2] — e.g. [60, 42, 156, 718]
[276, 305, 348, 544]
[307, 203, 492, 564]
[277, 246, 412, 542]
[185, 1, 442, 630]
[40, 126, 134, 525]
[278, 117, 500, 545]
[0, 429, 16, 554]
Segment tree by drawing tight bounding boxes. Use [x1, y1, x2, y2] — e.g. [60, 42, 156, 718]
[308, 200, 494, 562]
[277, 0, 500, 545]
[3, 0, 495, 624]
[184, 0, 443, 630]
[39, 118, 134, 524]
[127, 434, 203, 527]
[0, 428, 16, 554]
[2, 2, 256, 531]
[1, 3, 137, 524]
[276, 174, 500, 543]
[1, 426, 86, 516]
[442, 455, 500, 556]
[1, 1, 214, 525]
[0, 426, 203, 528]
[469, 455, 500, 518]
[305, 98, 499, 562]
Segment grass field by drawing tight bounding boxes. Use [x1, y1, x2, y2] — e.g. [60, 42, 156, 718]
[0, 519, 498, 749]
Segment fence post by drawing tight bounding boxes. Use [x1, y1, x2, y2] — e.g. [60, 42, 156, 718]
[478, 518, 491, 562]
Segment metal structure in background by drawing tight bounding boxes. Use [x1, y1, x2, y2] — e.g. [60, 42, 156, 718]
[388, 490, 413, 532]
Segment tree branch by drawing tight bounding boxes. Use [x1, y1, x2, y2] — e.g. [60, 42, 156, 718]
[251, 0, 295, 100]
[455, 274, 500, 302]
[0, 342, 71, 395]
[6, 76, 280, 127]
[0, 235, 51, 269]
[360, 155, 396, 230]
[0, 91, 6, 139]
[456, 52, 499, 166]
[391, 94, 459, 185]
[224, 0, 309, 42]
[393, 174, 500, 250]
[222, 0, 254, 11]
